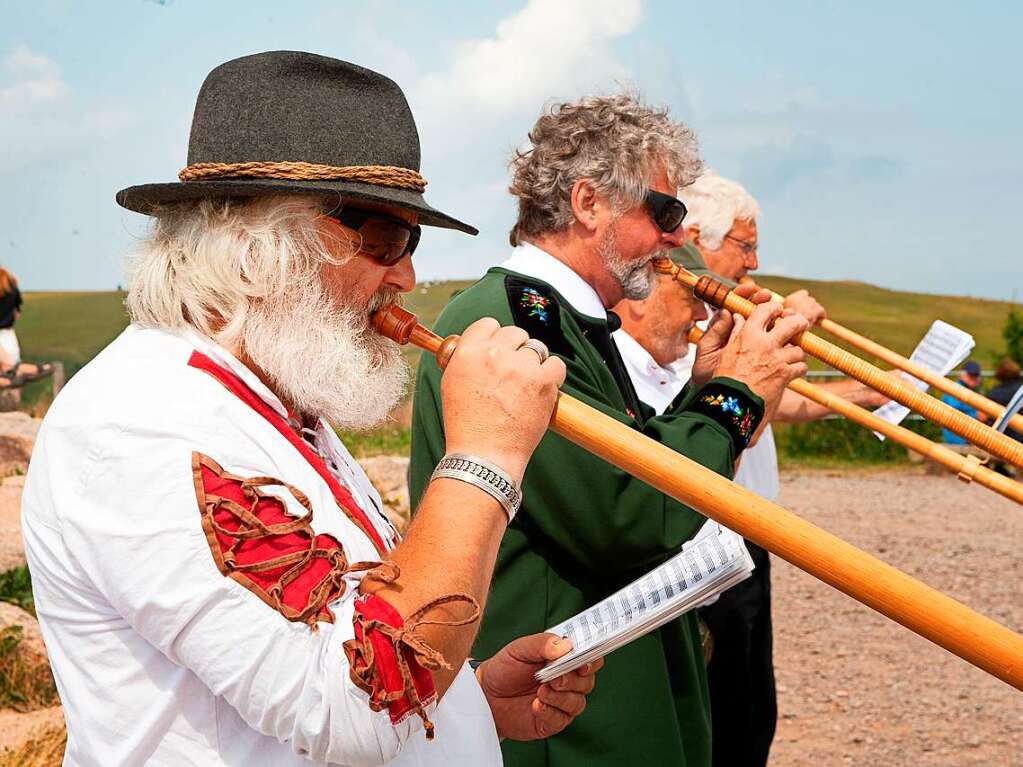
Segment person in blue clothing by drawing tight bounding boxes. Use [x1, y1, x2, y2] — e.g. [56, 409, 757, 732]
[940, 360, 983, 445]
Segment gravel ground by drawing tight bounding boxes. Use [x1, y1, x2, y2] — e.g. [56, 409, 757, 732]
[770, 468, 1023, 766]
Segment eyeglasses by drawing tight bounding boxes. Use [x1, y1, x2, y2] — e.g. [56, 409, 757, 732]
[644, 190, 687, 233]
[325, 208, 421, 266]
[724, 234, 758, 255]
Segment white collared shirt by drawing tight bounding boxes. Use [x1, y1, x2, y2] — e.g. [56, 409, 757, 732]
[21, 325, 500, 767]
[613, 330, 687, 416]
[500, 242, 606, 318]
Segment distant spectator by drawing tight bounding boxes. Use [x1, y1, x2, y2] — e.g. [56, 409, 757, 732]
[0, 267, 52, 387]
[983, 358, 1023, 443]
[940, 360, 982, 446]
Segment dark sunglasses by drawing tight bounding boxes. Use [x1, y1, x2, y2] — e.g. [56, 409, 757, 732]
[325, 208, 421, 267]
[644, 190, 687, 233]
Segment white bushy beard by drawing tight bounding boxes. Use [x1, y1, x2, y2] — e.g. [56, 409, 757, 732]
[242, 281, 409, 431]
[600, 224, 663, 301]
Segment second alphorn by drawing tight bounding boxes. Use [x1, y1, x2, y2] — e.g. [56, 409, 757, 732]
[686, 326, 1023, 506]
[374, 304, 1023, 691]
[752, 281, 1023, 434]
[655, 260, 1023, 470]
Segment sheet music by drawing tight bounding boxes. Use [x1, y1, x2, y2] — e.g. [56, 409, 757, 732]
[872, 320, 975, 439]
[535, 527, 754, 683]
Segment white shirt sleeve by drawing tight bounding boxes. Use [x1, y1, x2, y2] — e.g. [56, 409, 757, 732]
[56, 422, 419, 766]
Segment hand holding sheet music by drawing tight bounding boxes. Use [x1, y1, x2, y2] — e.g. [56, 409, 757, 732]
[535, 527, 754, 683]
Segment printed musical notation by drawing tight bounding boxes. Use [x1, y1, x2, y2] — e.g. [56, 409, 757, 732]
[535, 529, 753, 682]
[872, 320, 975, 437]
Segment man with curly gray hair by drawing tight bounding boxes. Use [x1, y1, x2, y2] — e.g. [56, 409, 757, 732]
[410, 93, 810, 767]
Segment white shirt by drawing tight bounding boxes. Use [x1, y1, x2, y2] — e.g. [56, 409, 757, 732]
[613, 330, 687, 416]
[21, 325, 500, 767]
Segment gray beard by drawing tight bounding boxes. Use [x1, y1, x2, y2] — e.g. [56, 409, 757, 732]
[600, 225, 657, 301]
[242, 284, 409, 431]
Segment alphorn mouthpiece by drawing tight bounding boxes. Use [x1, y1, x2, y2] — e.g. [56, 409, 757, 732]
[371, 303, 420, 345]
[371, 303, 459, 368]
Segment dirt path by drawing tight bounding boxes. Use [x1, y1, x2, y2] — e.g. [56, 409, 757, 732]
[770, 468, 1023, 766]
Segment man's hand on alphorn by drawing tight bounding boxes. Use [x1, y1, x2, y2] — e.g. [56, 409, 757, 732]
[690, 283, 775, 389]
[706, 286, 810, 419]
[440, 317, 567, 483]
[784, 289, 827, 325]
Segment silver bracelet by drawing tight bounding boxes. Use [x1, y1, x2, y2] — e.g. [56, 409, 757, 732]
[430, 453, 522, 523]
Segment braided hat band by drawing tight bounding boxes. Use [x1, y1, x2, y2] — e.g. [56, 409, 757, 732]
[178, 161, 427, 193]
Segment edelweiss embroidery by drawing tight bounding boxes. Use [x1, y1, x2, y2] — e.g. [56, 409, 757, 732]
[700, 392, 755, 443]
[520, 287, 551, 323]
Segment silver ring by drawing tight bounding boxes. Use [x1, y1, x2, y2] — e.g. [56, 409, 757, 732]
[519, 338, 550, 364]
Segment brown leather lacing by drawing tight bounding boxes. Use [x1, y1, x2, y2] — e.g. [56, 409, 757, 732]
[346, 593, 481, 740]
[194, 455, 397, 628]
[178, 161, 427, 193]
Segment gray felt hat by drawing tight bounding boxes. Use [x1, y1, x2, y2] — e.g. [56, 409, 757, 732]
[116, 51, 477, 235]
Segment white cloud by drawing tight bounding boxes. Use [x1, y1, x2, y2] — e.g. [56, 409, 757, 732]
[0, 45, 136, 173]
[0, 45, 70, 113]
[418, 0, 642, 114]
[412, 0, 642, 161]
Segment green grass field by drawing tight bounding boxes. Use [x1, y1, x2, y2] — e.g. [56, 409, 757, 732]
[11, 276, 1018, 461]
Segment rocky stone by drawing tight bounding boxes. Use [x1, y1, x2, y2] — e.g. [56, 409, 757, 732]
[0, 603, 46, 666]
[0, 412, 40, 479]
[0, 483, 24, 572]
[359, 455, 411, 532]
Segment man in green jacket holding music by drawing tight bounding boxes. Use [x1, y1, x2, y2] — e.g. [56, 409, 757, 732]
[409, 92, 809, 766]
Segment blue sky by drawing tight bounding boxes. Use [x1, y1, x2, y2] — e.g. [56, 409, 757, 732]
[3, 1, 1021, 300]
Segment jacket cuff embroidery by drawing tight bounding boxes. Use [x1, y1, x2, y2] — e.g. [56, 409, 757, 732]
[689, 381, 764, 452]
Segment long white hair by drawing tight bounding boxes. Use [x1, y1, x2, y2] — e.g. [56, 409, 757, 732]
[125, 196, 408, 429]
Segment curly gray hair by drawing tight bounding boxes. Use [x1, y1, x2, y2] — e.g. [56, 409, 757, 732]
[508, 92, 702, 246]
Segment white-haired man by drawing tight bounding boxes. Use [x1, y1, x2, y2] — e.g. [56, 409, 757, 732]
[21, 52, 606, 767]
[614, 170, 886, 767]
[410, 96, 811, 767]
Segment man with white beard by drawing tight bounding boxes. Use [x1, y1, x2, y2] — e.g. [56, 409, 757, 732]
[20, 52, 603, 767]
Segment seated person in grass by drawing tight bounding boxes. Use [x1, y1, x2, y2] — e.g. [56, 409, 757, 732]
[0, 266, 53, 387]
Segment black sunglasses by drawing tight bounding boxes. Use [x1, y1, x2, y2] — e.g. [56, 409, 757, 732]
[644, 190, 687, 233]
[326, 208, 422, 267]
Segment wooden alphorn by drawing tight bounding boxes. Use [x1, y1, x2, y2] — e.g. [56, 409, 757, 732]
[374, 304, 1023, 691]
[686, 326, 1023, 506]
[752, 282, 1023, 434]
[655, 260, 1023, 469]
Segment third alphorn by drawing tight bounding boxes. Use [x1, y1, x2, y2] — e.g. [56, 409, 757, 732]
[686, 326, 1023, 506]
[373, 304, 1023, 691]
[655, 260, 1023, 469]
[753, 281, 1023, 434]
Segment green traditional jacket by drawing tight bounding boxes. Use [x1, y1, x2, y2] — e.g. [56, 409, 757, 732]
[409, 260, 764, 767]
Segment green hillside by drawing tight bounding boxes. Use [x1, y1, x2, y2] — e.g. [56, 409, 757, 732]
[754, 275, 1017, 370]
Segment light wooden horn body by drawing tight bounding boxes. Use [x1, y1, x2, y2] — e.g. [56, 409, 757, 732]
[657, 262, 1023, 469]
[685, 327, 1023, 506]
[753, 283, 1023, 434]
[374, 305, 1023, 691]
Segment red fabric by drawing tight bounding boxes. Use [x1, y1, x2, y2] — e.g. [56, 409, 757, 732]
[198, 462, 344, 618]
[187, 350, 388, 555]
[351, 594, 438, 725]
